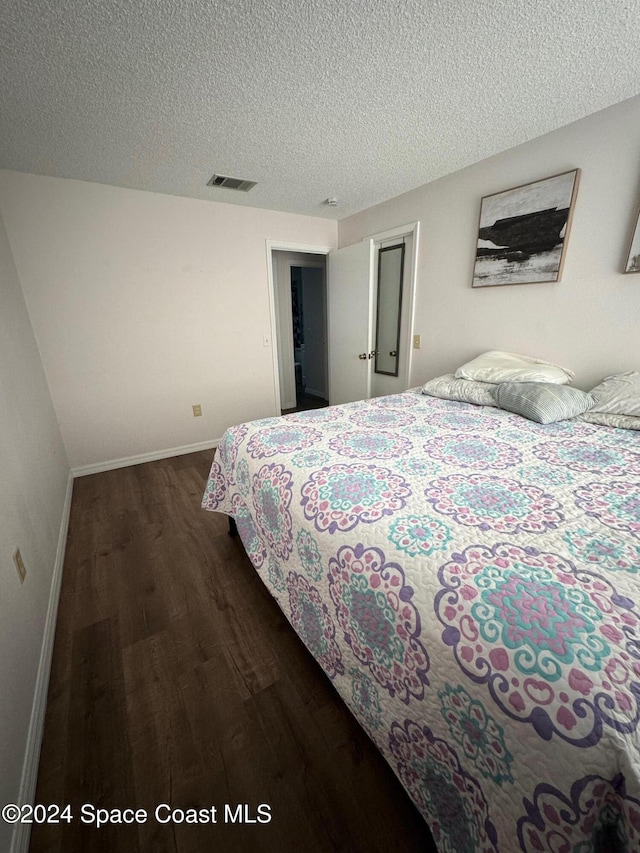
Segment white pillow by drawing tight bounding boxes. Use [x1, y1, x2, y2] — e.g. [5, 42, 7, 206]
[581, 412, 640, 431]
[421, 374, 497, 407]
[586, 372, 640, 417]
[454, 350, 574, 385]
[579, 372, 640, 430]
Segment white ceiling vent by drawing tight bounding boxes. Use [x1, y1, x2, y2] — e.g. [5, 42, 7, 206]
[207, 174, 257, 192]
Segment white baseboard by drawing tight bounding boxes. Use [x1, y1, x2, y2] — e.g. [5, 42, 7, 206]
[72, 438, 220, 477]
[10, 472, 74, 853]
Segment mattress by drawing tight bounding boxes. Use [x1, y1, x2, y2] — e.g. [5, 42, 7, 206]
[202, 391, 640, 852]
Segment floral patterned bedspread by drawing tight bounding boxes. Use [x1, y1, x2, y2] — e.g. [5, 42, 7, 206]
[202, 391, 640, 852]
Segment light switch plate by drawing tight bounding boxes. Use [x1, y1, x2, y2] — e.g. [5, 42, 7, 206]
[413, 334, 421, 349]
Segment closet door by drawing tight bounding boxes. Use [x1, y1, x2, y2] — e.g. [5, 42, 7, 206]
[327, 241, 374, 405]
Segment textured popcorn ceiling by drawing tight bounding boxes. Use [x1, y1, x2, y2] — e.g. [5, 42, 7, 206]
[1, 0, 639, 219]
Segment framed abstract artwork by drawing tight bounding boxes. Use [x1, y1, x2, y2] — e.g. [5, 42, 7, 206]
[624, 208, 640, 273]
[472, 169, 580, 287]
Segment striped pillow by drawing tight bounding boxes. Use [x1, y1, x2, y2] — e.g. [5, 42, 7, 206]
[490, 382, 594, 424]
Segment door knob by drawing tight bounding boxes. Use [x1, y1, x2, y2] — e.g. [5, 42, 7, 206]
[358, 353, 367, 360]
[389, 350, 397, 357]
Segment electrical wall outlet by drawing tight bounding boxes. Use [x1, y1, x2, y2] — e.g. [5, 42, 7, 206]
[192, 404, 202, 417]
[413, 334, 421, 349]
[13, 548, 27, 583]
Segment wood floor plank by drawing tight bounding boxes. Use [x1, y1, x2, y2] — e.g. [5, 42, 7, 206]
[30, 450, 436, 853]
[61, 617, 139, 853]
[123, 629, 212, 853]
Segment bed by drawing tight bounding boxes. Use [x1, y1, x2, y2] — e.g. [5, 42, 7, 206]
[202, 388, 640, 852]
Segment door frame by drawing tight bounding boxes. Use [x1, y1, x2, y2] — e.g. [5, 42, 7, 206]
[266, 240, 332, 414]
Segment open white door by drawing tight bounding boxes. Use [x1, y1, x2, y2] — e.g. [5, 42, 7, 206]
[327, 241, 374, 405]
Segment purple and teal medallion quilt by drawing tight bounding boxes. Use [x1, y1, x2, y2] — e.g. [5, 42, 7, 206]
[202, 392, 640, 852]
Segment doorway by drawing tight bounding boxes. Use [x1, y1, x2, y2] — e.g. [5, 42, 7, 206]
[289, 265, 329, 412]
[266, 225, 418, 413]
[271, 250, 328, 413]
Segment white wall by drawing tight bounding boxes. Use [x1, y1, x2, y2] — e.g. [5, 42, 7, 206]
[0, 172, 336, 470]
[0, 210, 70, 853]
[339, 95, 640, 391]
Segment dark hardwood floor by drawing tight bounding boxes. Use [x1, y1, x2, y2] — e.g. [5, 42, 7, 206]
[30, 451, 436, 853]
